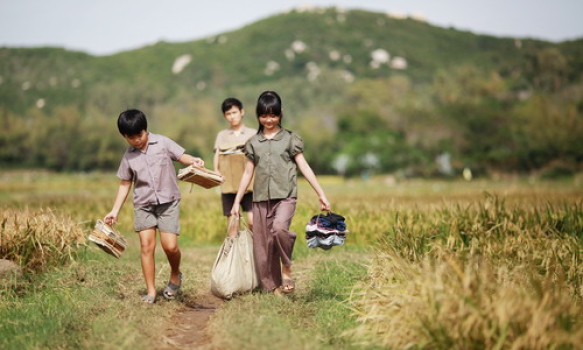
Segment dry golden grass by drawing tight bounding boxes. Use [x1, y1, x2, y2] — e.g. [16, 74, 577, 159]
[350, 196, 583, 350]
[0, 207, 86, 271]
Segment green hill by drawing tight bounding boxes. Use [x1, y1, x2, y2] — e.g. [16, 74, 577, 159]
[1, 8, 582, 175]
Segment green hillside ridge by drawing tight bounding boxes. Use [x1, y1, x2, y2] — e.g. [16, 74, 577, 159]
[1, 7, 582, 175]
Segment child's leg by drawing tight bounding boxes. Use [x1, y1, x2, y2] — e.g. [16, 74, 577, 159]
[155, 200, 181, 287]
[271, 198, 297, 281]
[253, 198, 296, 292]
[138, 228, 157, 297]
[253, 202, 276, 291]
[160, 231, 181, 285]
[265, 197, 297, 295]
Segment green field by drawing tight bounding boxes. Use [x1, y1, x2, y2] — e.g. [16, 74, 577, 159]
[1, 171, 582, 349]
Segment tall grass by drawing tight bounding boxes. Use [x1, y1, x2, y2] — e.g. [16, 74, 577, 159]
[350, 195, 583, 350]
[1, 171, 582, 349]
[0, 207, 86, 271]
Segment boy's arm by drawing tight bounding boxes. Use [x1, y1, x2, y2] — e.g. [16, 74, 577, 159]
[230, 159, 255, 217]
[294, 153, 331, 211]
[178, 154, 205, 167]
[104, 180, 132, 226]
[213, 150, 220, 173]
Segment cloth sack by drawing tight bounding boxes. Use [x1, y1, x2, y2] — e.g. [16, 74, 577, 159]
[210, 217, 259, 299]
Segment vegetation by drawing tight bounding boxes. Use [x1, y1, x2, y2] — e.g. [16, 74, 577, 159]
[0, 207, 85, 271]
[1, 171, 581, 349]
[1, 8, 582, 175]
[351, 197, 582, 349]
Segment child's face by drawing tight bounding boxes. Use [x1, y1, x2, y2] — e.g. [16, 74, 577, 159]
[224, 106, 244, 128]
[123, 130, 149, 150]
[259, 114, 281, 132]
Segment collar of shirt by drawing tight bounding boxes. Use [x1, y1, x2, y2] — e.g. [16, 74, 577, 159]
[227, 125, 253, 135]
[130, 132, 159, 153]
[258, 129, 286, 142]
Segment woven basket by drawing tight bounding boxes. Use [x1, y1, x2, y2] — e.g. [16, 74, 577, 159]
[88, 220, 127, 259]
[177, 165, 224, 189]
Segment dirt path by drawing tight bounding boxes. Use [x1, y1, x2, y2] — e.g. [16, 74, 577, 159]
[156, 246, 225, 350]
[158, 292, 224, 349]
[152, 245, 363, 349]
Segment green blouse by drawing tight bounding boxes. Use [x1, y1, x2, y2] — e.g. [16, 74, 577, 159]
[244, 129, 304, 202]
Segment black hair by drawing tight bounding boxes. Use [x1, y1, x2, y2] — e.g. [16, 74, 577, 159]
[117, 109, 147, 136]
[255, 91, 283, 134]
[221, 97, 243, 113]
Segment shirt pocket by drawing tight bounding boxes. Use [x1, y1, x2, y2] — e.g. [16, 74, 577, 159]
[148, 152, 169, 170]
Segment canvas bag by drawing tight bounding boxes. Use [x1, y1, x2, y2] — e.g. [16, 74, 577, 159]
[210, 217, 259, 299]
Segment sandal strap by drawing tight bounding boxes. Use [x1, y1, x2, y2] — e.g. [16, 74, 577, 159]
[141, 295, 156, 303]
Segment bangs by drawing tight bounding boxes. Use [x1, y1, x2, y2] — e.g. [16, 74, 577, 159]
[256, 92, 282, 117]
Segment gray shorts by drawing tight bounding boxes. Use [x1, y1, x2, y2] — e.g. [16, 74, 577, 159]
[134, 200, 180, 234]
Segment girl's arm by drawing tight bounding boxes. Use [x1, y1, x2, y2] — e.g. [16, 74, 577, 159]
[104, 180, 132, 226]
[295, 153, 331, 211]
[178, 154, 205, 167]
[230, 158, 255, 217]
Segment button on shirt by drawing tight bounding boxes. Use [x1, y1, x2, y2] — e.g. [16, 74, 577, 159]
[244, 129, 304, 202]
[117, 133, 185, 207]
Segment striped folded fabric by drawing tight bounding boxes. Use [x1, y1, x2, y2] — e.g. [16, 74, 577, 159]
[305, 211, 348, 250]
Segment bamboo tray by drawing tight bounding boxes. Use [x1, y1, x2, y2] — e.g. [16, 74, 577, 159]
[177, 165, 225, 189]
[88, 220, 127, 259]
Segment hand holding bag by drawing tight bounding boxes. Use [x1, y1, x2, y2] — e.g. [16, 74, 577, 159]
[210, 216, 259, 299]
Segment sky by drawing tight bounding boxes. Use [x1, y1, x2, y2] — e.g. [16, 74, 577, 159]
[1, 0, 582, 56]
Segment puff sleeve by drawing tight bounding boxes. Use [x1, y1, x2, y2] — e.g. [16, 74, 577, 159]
[244, 139, 256, 162]
[289, 132, 304, 157]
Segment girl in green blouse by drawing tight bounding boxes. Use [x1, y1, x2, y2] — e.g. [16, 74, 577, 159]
[231, 90, 331, 296]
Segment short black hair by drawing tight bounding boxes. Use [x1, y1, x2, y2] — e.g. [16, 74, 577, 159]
[221, 97, 243, 113]
[118, 109, 147, 136]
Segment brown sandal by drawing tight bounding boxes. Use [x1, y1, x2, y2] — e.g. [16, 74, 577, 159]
[281, 278, 295, 294]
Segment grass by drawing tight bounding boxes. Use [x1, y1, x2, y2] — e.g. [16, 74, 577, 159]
[1, 170, 582, 349]
[208, 251, 373, 350]
[0, 238, 180, 350]
[349, 196, 583, 350]
[0, 207, 86, 271]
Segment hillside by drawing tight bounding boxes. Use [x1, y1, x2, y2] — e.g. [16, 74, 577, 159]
[1, 7, 582, 175]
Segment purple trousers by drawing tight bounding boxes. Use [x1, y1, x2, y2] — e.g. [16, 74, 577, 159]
[252, 197, 297, 291]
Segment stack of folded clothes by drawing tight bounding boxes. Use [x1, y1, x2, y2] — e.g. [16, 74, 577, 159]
[305, 211, 348, 250]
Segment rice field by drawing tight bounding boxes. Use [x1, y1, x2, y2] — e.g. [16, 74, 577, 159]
[0, 170, 582, 349]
